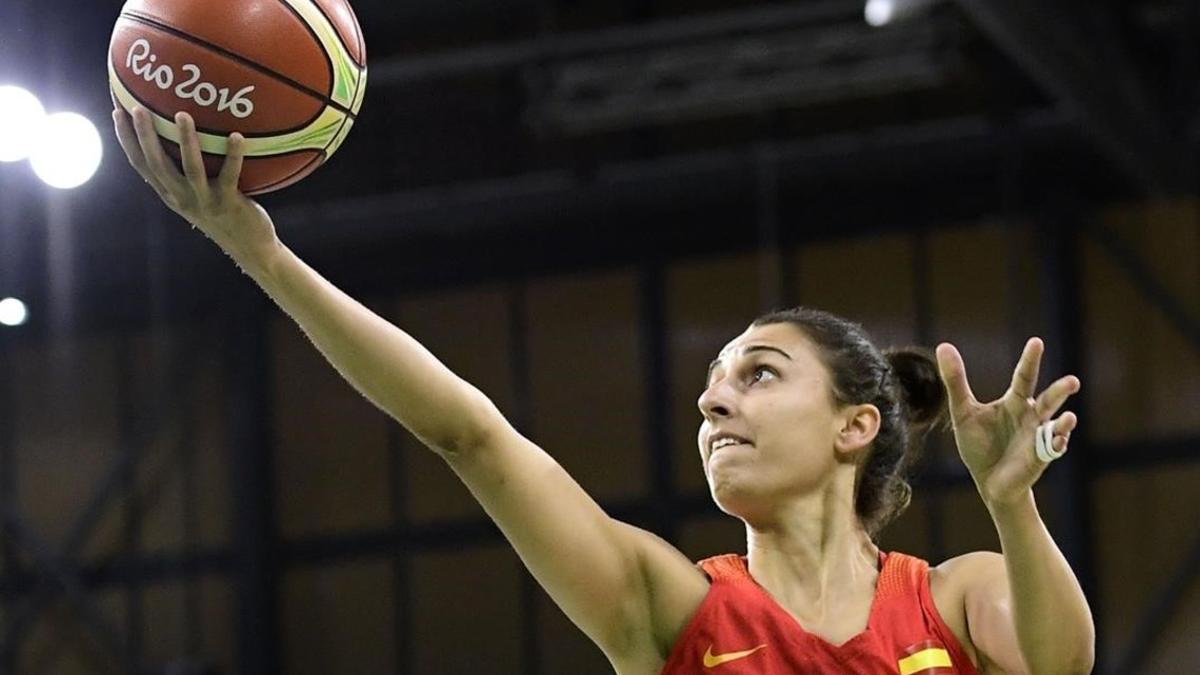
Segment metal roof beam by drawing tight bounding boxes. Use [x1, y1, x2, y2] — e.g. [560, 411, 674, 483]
[953, 0, 1191, 194]
[369, 1, 861, 85]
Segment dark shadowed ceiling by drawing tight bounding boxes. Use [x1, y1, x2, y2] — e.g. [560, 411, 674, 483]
[0, 0, 1195, 333]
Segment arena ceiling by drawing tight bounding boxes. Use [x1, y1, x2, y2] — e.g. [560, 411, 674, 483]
[0, 0, 1195, 331]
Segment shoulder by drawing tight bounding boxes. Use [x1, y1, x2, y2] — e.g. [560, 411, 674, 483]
[934, 550, 1009, 612]
[932, 550, 1007, 612]
[934, 550, 1006, 587]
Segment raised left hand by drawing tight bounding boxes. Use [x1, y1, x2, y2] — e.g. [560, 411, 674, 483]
[935, 338, 1080, 509]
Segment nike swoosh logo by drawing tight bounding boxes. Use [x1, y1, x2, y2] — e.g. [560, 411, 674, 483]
[703, 644, 768, 667]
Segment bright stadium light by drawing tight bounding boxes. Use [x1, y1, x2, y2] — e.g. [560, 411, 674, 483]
[864, 0, 896, 26]
[30, 112, 103, 189]
[865, 0, 941, 27]
[0, 297, 29, 327]
[0, 86, 46, 162]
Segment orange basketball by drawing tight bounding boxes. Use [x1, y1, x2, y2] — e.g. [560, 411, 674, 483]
[108, 0, 367, 195]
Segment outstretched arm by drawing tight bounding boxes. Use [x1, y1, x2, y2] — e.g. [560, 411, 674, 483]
[112, 107, 705, 667]
[937, 339, 1095, 675]
[114, 107, 491, 454]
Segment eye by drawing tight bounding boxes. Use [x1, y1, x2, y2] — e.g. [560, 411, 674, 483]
[749, 365, 777, 384]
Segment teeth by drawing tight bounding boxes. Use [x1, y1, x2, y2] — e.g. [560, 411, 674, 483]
[712, 438, 743, 451]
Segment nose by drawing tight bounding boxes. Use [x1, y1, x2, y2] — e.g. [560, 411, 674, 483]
[697, 377, 736, 419]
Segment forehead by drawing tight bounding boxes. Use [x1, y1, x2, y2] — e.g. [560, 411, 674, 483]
[705, 322, 826, 385]
[716, 322, 811, 360]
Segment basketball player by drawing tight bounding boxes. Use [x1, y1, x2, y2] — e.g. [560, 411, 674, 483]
[113, 107, 1095, 674]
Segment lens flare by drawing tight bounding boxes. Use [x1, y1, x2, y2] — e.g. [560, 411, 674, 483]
[0, 86, 47, 162]
[30, 112, 104, 189]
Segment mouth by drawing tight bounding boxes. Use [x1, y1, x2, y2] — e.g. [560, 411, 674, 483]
[711, 443, 749, 457]
[709, 435, 753, 456]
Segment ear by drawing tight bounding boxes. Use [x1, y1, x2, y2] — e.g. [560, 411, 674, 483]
[834, 403, 882, 457]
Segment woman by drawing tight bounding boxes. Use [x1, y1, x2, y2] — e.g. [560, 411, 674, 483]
[113, 108, 1095, 674]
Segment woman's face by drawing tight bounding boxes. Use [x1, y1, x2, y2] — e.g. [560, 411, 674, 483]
[697, 322, 845, 519]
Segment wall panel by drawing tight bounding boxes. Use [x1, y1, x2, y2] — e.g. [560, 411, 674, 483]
[1141, 575, 1200, 675]
[927, 223, 1015, 402]
[794, 233, 919, 349]
[137, 325, 231, 553]
[537, 590, 613, 674]
[525, 269, 648, 503]
[1084, 200, 1200, 444]
[396, 285, 515, 525]
[11, 335, 122, 558]
[198, 575, 234, 675]
[18, 591, 126, 675]
[142, 583, 188, 668]
[678, 514, 746, 562]
[282, 560, 396, 675]
[271, 316, 392, 538]
[940, 485, 1001, 555]
[409, 545, 524, 673]
[1093, 461, 1200, 668]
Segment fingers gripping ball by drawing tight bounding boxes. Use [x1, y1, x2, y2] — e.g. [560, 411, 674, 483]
[108, 0, 367, 195]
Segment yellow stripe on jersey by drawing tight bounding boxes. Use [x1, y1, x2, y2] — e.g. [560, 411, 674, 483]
[898, 647, 953, 675]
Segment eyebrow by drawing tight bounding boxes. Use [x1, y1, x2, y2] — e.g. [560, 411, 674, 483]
[707, 345, 793, 382]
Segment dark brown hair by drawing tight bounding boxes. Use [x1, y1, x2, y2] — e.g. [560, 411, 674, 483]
[751, 307, 948, 541]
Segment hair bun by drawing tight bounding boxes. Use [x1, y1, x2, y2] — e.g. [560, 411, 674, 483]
[884, 348, 948, 432]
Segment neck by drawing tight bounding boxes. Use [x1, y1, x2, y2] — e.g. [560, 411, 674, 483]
[743, 477, 881, 623]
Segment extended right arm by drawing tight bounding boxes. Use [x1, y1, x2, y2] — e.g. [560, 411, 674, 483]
[241, 241, 497, 455]
[243, 220, 708, 669]
[113, 107, 709, 668]
[117, 107, 488, 455]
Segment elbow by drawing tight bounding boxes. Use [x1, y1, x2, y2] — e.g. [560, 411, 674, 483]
[429, 387, 505, 458]
[424, 420, 490, 459]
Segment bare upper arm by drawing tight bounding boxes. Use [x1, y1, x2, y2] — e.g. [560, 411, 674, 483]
[940, 551, 1030, 675]
[442, 419, 709, 664]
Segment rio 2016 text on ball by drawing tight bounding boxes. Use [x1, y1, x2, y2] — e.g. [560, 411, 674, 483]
[125, 38, 255, 119]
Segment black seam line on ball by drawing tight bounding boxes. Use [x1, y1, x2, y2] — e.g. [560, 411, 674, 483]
[300, 0, 365, 68]
[120, 10, 357, 119]
[250, 150, 327, 194]
[265, 0, 336, 105]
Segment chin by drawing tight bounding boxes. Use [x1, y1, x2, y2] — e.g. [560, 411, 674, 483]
[709, 475, 765, 522]
[709, 468, 796, 528]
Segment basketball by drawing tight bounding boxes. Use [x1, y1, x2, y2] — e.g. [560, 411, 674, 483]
[107, 0, 367, 195]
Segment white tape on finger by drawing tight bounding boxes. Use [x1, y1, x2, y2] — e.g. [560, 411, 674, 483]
[1035, 422, 1064, 463]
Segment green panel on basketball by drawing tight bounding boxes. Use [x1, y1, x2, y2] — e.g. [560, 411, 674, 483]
[108, 0, 367, 195]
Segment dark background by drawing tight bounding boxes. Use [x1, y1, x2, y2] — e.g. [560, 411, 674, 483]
[0, 0, 1198, 673]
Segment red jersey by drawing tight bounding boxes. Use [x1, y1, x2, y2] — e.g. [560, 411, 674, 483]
[660, 551, 981, 674]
